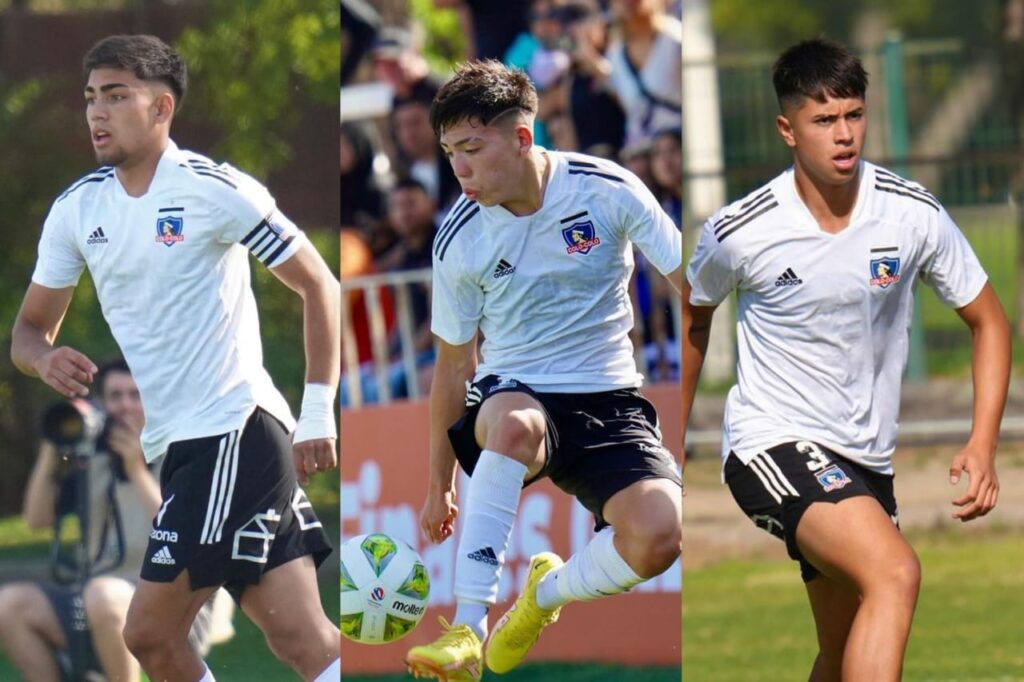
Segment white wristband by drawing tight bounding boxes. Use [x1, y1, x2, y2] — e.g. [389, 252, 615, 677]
[293, 383, 337, 444]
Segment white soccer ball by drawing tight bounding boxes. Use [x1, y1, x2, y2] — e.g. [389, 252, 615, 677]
[340, 533, 430, 644]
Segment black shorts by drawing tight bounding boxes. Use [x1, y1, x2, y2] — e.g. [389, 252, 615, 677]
[449, 375, 682, 530]
[141, 408, 332, 597]
[40, 580, 215, 679]
[725, 441, 898, 582]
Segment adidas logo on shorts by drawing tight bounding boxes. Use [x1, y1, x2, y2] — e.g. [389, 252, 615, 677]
[151, 545, 176, 565]
[467, 546, 500, 566]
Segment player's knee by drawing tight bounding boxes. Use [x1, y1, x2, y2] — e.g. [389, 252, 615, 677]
[887, 553, 921, 598]
[485, 411, 544, 462]
[122, 611, 165, 663]
[263, 626, 315, 670]
[617, 520, 681, 578]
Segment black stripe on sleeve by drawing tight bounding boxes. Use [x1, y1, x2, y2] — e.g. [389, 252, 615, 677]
[717, 201, 779, 243]
[567, 169, 625, 183]
[713, 189, 774, 236]
[437, 206, 480, 262]
[241, 219, 271, 246]
[434, 199, 476, 257]
[874, 184, 939, 211]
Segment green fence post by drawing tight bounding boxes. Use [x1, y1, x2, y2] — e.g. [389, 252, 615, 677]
[884, 32, 928, 381]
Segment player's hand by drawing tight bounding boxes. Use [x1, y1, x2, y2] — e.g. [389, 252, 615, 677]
[293, 437, 337, 486]
[32, 347, 97, 398]
[420, 489, 458, 545]
[949, 445, 999, 521]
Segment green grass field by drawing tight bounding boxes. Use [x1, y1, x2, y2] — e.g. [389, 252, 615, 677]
[344, 663, 679, 681]
[683, 529, 1024, 681]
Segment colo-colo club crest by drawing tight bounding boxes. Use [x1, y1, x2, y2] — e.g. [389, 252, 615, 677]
[562, 220, 600, 255]
[156, 216, 185, 247]
[869, 256, 901, 288]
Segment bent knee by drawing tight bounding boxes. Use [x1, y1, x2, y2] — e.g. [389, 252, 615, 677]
[83, 579, 132, 625]
[616, 522, 681, 579]
[483, 410, 545, 460]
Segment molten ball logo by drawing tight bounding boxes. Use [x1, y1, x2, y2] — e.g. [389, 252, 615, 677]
[370, 587, 385, 602]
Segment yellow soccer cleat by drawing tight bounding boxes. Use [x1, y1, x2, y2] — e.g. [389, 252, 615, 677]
[406, 616, 483, 681]
[485, 552, 564, 673]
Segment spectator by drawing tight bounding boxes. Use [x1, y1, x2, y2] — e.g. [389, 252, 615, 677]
[341, 121, 388, 233]
[650, 126, 682, 227]
[504, 0, 573, 149]
[378, 179, 438, 398]
[564, 0, 627, 155]
[341, 0, 381, 86]
[434, 0, 532, 61]
[372, 25, 444, 107]
[391, 95, 462, 220]
[0, 361, 233, 682]
[607, 0, 682, 146]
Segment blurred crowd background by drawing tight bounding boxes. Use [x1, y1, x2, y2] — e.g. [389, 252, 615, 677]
[340, 0, 683, 407]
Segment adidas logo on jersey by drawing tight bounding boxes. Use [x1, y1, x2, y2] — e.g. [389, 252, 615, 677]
[492, 259, 516, 279]
[775, 268, 803, 287]
[86, 227, 108, 245]
[467, 546, 500, 566]
[150, 545, 176, 565]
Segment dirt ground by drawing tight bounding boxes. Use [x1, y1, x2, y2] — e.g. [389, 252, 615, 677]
[682, 440, 1024, 571]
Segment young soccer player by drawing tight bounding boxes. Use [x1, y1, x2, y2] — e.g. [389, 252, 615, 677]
[10, 35, 341, 682]
[682, 38, 1010, 682]
[404, 60, 683, 681]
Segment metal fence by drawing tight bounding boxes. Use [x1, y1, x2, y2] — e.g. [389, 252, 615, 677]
[685, 37, 1024, 381]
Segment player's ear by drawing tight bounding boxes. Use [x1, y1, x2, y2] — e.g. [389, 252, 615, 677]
[153, 89, 175, 124]
[776, 113, 796, 148]
[515, 123, 534, 155]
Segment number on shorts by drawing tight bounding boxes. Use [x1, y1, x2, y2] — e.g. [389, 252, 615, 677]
[797, 441, 831, 472]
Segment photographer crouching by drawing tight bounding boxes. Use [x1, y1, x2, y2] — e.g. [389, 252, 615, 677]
[0, 359, 232, 682]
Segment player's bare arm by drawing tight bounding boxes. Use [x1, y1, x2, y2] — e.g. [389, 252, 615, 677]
[269, 240, 341, 484]
[680, 279, 716, 472]
[949, 282, 1010, 521]
[421, 333, 478, 545]
[11, 283, 97, 398]
[665, 264, 683, 296]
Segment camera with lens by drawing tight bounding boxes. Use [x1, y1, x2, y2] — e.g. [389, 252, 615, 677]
[41, 399, 131, 482]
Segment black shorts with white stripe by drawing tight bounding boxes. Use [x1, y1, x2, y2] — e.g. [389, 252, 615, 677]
[141, 408, 332, 597]
[724, 441, 898, 582]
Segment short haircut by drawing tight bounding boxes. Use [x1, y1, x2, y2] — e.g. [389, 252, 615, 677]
[96, 357, 132, 397]
[84, 35, 188, 109]
[429, 59, 538, 137]
[772, 38, 867, 110]
[392, 177, 429, 195]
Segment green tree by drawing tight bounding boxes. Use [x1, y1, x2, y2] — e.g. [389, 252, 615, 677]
[177, 0, 340, 179]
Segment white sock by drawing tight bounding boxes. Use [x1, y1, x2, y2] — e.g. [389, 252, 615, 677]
[198, 665, 216, 682]
[454, 600, 489, 641]
[312, 657, 340, 682]
[535, 526, 644, 610]
[452, 449, 528, 634]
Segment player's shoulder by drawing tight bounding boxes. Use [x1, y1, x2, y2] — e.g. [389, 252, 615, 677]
[557, 150, 653, 214]
[865, 161, 943, 215]
[433, 193, 482, 264]
[55, 166, 116, 205]
[171, 147, 265, 198]
[705, 174, 785, 246]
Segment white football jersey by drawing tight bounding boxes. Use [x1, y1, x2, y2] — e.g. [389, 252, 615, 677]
[33, 140, 302, 461]
[431, 149, 682, 392]
[687, 161, 987, 474]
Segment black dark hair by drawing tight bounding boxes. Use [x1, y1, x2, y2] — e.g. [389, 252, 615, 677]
[429, 60, 538, 137]
[96, 357, 131, 398]
[392, 177, 429, 194]
[84, 35, 187, 109]
[772, 38, 867, 110]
